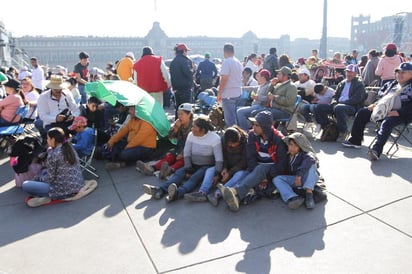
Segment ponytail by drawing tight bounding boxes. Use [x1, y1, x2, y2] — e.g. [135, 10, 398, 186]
[47, 127, 77, 165]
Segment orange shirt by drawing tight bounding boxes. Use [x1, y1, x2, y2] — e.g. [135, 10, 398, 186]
[116, 57, 134, 81]
[108, 117, 156, 149]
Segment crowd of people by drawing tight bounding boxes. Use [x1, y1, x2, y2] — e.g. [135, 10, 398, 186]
[0, 41, 411, 209]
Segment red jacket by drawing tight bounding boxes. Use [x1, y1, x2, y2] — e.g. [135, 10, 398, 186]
[133, 55, 168, 93]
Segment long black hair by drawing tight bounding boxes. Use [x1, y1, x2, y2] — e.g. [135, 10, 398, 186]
[47, 127, 77, 165]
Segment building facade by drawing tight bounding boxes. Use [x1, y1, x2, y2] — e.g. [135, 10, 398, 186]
[14, 22, 350, 72]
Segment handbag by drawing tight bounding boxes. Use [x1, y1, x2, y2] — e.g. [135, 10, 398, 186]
[370, 85, 405, 123]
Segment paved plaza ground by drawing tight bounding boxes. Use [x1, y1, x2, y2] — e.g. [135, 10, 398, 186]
[1, 121, 411, 273]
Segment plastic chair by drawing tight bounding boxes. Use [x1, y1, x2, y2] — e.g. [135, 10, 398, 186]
[79, 128, 99, 178]
[273, 95, 302, 134]
[0, 106, 29, 154]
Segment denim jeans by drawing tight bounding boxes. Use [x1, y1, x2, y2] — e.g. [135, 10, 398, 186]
[78, 84, 87, 104]
[373, 116, 405, 156]
[273, 164, 319, 202]
[237, 105, 265, 131]
[222, 97, 240, 128]
[214, 170, 249, 197]
[111, 140, 154, 163]
[234, 164, 273, 199]
[174, 89, 193, 119]
[160, 166, 210, 199]
[300, 103, 316, 122]
[315, 103, 356, 133]
[22, 180, 50, 197]
[266, 107, 290, 120]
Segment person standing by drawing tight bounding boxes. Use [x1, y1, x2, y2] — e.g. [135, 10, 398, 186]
[117, 52, 135, 82]
[263, 47, 279, 78]
[195, 52, 218, 91]
[74, 51, 90, 104]
[217, 43, 243, 128]
[133, 46, 171, 106]
[30, 57, 45, 93]
[170, 43, 194, 118]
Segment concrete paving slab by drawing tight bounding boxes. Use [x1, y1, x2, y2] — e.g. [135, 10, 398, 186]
[177, 213, 412, 273]
[112, 172, 362, 273]
[312, 138, 412, 212]
[0, 182, 155, 274]
[368, 197, 412, 236]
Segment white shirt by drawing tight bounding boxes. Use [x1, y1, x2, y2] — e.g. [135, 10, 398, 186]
[37, 89, 80, 127]
[25, 90, 40, 119]
[31, 66, 45, 90]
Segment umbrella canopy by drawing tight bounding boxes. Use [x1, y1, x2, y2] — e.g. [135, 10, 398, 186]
[85, 80, 170, 137]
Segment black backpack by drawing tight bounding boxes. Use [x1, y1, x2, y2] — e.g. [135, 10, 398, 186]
[320, 119, 339, 142]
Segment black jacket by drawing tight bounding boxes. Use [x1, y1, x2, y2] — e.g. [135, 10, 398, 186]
[170, 54, 194, 91]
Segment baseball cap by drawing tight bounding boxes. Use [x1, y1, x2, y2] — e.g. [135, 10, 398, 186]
[395, 62, 412, 72]
[178, 103, 193, 113]
[276, 66, 292, 76]
[175, 43, 191, 51]
[385, 43, 397, 51]
[68, 116, 88, 131]
[345, 64, 358, 72]
[126, 52, 135, 60]
[299, 67, 310, 76]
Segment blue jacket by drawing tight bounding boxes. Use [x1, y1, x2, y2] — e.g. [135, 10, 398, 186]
[196, 59, 217, 79]
[288, 151, 317, 178]
[170, 54, 194, 91]
[246, 127, 288, 178]
[73, 127, 95, 156]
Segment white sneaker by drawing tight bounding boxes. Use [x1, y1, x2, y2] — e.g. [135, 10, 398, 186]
[303, 122, 315, 132]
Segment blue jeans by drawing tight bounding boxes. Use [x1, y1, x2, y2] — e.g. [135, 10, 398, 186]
[214, 170, 249, 197]
[22, 181, 50, 197]
[160, 166, 210, 199]
[300, 103, 316, 122]
[234, 164, 273, 199]
[237, 105, 265, 131]
[265, 107, 290, 120]
[222, 97, 240, 128]
[273, 164, 319, 203]
[315, 104, 356, 133]
[78, 84, 87, 104]
[111, 140, 154, 163]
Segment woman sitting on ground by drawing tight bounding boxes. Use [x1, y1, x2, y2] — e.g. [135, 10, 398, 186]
[136, 103, 193, 179]
[143, 116, 223, 202]
[22, 127, 85, 206]
[184, 125, 248, 206]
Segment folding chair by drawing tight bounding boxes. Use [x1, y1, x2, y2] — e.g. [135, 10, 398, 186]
[0, 106, 29, 154]
[368, 122, 412, 158]
[274, 95, 302, 135]
[79, 128, 99, 179]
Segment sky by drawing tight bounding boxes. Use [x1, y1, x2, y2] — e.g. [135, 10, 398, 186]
[1, 0, 411, 40]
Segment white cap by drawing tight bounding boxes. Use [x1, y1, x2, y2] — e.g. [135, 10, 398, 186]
[299, 67, 310, 76]
[126, 52, 135, 60]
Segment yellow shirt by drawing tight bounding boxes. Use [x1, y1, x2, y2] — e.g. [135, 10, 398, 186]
[108, 118, 156, 149]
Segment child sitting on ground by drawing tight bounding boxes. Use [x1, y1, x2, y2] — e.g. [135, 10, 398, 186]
[69, 116, 95, 158]
[272, 132, 319, 210]
[136, 103, 193, 179]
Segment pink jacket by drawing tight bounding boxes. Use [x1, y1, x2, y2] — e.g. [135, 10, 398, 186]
[375, 55, 402, 81]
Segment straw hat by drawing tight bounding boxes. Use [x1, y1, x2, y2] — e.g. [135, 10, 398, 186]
[46, 75, 69, 89]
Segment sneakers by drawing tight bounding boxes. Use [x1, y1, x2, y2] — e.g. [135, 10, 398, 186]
[166, 183, 178, 202]
[336, 131, 349, 143]
[159, 162, 172, 179]
[207, 193, 219, 207]
[368, 149, 379, 161]
[303, 122, 315, 132]
[342, 140, 361, 149]
[105, 161, 126, 170]
[184, 191, 207, 202]
[287, 196, 305, 209]
[305, 192, 315, 209]
[222, 187, 239, 212]
[142, 184, 164, 200]
[136, 160, 154, 176]
[26, 197, 52, 207]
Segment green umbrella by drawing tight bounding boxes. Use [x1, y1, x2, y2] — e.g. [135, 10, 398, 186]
[85, 80, 170, 137]
[0, 72, 8, 84]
